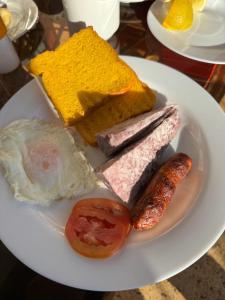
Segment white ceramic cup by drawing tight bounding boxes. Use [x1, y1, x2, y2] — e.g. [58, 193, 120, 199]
[62, 0, 140, 40]
[62, 0, 120, 40]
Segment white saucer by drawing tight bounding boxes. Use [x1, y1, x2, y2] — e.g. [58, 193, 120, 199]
[147, 0, 225, 64]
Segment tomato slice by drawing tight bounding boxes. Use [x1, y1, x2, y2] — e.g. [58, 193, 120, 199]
[65, 198, 131, 259]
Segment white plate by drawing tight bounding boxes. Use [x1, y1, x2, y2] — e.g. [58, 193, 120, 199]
[1, 0, 38, 40]
[0, 56, 225, 291]
[147, 1, 225, 64]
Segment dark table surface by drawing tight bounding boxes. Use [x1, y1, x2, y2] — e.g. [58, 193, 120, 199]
[0, 1, 225, 299]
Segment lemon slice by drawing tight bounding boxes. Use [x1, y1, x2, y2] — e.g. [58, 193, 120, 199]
[162, 0, 194, 31]
[191, 0, 207, 11]
[0, 8, 12, 28]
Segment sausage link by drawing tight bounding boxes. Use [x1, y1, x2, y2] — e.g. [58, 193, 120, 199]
[131, 153, 192, 230]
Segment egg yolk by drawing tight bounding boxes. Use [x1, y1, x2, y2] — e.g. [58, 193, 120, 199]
[23, 139, 61, 187]
[27, 140, 59, 172]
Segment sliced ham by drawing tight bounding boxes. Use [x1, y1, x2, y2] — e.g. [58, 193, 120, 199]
[96, 108, 180, 204]
[96, 105, 176, 156]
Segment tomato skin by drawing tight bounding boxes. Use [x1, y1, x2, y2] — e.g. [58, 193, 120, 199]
[65, 198, 131, 259]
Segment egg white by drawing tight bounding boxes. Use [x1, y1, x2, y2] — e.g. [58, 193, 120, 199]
[0, 119, 97, 206]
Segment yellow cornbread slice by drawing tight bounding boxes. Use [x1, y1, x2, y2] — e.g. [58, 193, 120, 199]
[28, 27, 136, 125]
[75, 80, 156, 145]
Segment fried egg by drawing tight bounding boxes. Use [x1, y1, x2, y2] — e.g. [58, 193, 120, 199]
[0, 119, 97, 206]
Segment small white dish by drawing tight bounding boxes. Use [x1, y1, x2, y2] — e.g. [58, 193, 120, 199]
[0, 56, 225, 291]
[1, 0, 38, 40]
[149, 0, 225, 47]
[147, 1, 225, 64]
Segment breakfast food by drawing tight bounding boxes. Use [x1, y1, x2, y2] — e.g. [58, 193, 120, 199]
[96, 105, 176, 156]
[28, 27, 156, 143]
[0, 9, 196, 262]
[132, 153, 192, 230]
[0, 119, 97, 206]
[75, 81, 156, 145]
[28, 27, 139, 125]
[65, 198, 131, 258]
[97, 107, 180, 203]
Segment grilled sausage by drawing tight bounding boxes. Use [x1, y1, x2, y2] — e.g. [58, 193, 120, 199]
[131, 153, 192, 230]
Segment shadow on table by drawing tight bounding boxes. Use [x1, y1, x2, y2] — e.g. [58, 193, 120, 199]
[168, 253, 225, 300]
[0, 241, 105, 300]
[103, 252, 225, 300]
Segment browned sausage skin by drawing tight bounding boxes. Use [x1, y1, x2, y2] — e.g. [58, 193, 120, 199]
[131, 153, 192, 230]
